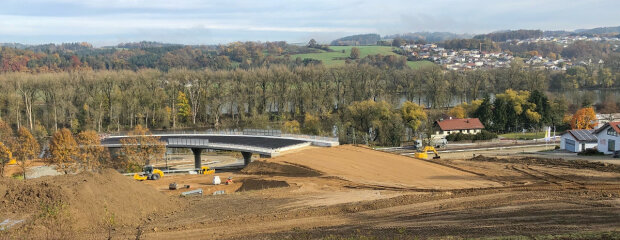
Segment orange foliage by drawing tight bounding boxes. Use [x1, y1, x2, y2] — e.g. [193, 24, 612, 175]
[570, 107, 597, 129]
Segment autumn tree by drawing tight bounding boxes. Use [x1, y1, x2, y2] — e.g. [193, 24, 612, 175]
[570, 107, 597, 129]
[400, 101, 427, 133]
[76, 130, 109, 171]
[119, 125, 166, 172]
[14, 127, 40, 179]
[302, 113, 321, 135]
[48, 128, 79, 174]
[0, 119, 15, 150]
[282, 120, 301, 134]
[0, 142, 13, 177]
[448, 106, 466, 119]
[350, 47, 360, 59]
[176, 91, 191, 124]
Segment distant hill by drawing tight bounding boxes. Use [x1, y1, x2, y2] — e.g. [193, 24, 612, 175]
[575, 26, 620, 35]
[543, 30, 573, 37]
[330, 34, 381, 46]
[115, 41, 183, 49]
[474, 30, 543, 41]
[385, 32, 472, 43]
[0, 43, 31, 49]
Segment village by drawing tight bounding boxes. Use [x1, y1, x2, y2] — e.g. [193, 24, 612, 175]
[398, 35, 620, 71]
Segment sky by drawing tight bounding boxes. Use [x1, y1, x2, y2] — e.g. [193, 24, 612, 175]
[0, 0, 619, 46]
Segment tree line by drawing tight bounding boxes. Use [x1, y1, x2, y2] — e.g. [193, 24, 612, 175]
[0, 62, 618, 134]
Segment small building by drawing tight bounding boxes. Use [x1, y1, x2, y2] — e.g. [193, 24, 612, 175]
[560, 129, 597, 152]
[434, 118, 484, 139]
[593, 121, 620, 154]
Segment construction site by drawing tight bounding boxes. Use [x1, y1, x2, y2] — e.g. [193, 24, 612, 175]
[1, 143, 619, 239]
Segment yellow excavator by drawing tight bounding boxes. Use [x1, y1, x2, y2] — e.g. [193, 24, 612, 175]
[200, 166, 215, 175]
[414, 146, 441, 160]
[133, 165, 164, 181]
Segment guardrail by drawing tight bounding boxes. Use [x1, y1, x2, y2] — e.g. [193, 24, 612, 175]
[104, 128, 339, 142]
[167, 138, 210, 146]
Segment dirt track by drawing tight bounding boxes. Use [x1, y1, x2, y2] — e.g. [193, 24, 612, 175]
[2, 145, 619, 239]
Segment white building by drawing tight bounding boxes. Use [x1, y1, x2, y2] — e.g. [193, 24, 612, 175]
[593, 121, 620, 154]
[433, 118, 484, 139]
[560, 129, 597, 152]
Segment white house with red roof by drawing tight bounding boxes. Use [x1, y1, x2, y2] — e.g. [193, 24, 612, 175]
[433, 118, 485, 139]
[593, 121, 620, 154]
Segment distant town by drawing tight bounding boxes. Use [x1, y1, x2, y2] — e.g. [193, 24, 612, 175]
[398, 35, 619, 71]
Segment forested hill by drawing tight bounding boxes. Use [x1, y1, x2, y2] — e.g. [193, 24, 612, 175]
[576, 26, 620, 35]
[385, 32, 473, 43]
[0, 41, 332, 73]
[474, 30, 544, 42]
[330, 34, 382, 46]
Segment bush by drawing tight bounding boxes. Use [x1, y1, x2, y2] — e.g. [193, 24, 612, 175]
[446, 130, 497, 142]
[578, 148, 603, 156]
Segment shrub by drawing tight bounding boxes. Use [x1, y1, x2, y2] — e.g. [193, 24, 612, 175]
[446, 130, 497, 142]
[578, 148, 603, 156]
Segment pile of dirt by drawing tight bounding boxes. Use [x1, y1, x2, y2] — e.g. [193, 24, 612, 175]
[236, 179, 290, 192]
[470, 155, 620, 173]
[265, 145, 500, 190]
[241, 160, 322, 177]
[0, 169, 179, 231]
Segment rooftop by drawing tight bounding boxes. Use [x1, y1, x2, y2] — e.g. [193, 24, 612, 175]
[436, 118, 484, 131]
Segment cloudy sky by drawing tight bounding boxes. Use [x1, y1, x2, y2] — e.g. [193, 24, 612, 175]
[0, 0, 618, 46]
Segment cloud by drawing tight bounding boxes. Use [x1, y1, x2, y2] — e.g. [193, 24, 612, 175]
[0, 0, 619, 44]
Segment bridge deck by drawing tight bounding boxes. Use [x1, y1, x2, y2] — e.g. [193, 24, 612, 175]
[101, 135, 308, 150]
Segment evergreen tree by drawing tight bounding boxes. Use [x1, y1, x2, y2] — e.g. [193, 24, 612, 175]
[474, 96, 494, 129]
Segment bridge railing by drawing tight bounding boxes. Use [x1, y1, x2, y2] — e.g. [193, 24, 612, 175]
[105, 129, 339, 142]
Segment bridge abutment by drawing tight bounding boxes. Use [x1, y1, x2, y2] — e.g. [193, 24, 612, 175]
[191, 148, 203, 170]
[242, 152, 252, 165]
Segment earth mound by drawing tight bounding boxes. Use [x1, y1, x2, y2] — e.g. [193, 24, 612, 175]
[236, 179, 290, 192]
[241, 160, 322, 177]
[0, 169, 179, 231]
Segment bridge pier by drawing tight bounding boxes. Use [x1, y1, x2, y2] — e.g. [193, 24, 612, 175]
[241, 152, 253, 166]
[191, 148, 203, 170]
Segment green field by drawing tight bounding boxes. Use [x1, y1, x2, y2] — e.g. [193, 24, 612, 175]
[499, 132, 548, 140]
[290, 46, 435, 69]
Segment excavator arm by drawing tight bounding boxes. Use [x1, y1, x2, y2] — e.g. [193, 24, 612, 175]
[414, 146, 441, 159]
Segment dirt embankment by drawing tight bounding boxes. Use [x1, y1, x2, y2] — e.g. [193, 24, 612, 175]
[471, 155, 620, 173]
[241, 160, 322, 177]
[263, 145, 501, 190]
[0, 169, 179, 233]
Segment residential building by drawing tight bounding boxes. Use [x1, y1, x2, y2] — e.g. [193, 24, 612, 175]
[593, 122, 620, 154]
[433, 118, 484, 139]
[560, 129, 597, 152]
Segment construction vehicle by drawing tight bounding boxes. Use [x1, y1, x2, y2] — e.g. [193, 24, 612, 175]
[133, 165, 164, 181]
[199, 166, 215, 175]
[414, 146, 441, 160]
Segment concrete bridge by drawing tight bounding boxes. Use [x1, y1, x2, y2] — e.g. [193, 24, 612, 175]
[100, 129, 339, 169]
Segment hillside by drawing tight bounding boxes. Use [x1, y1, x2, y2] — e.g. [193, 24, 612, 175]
[576, 26, 620, 35]
[330, 33, 381, 46]
[290, 45, 435, 69]
[386, 32, 473, 42]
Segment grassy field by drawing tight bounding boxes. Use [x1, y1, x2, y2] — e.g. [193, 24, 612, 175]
[290, 46, 435, 69]
[499, 132, 548, 140]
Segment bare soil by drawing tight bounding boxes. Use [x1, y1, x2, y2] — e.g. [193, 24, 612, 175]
[2, 145, 619, 239]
